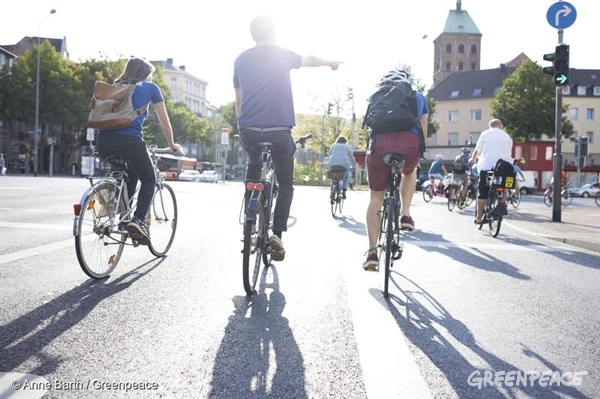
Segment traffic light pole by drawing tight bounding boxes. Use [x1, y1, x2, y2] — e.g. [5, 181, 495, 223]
[551, 29, 564, 222]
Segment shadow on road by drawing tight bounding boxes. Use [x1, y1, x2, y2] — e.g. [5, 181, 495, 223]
[383, 275, 590, 399]
[0, 258, 165, 375]
[210, 266, 307, 398]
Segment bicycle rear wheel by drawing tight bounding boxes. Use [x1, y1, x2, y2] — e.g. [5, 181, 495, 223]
[383, 198, 397, 297]
[243, 192, 265, 295]
[148, 183, 178, 257]
[74, 180, 126, 279]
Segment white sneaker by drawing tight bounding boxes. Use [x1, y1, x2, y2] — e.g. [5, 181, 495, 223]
[269, 235, 285, 261]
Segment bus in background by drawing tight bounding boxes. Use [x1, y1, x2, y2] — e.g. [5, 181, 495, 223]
[158, 154, 197, 181]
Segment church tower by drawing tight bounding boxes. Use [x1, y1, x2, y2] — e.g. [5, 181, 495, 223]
[433, 0, 482, 86]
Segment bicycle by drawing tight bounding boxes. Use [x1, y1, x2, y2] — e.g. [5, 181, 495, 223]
[543, 184, 572, 207]
[327, 166, 346, 217]
[73, 146, 179, 279]
[240, 134, 312, 295]
[477, 171, 511, 238]
[507, 187, 521, 208]
[377, 153, 407, 297]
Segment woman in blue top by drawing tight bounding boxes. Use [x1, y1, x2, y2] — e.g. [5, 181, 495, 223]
[327, 135, 356, 198]
[96, 58, 182, 245]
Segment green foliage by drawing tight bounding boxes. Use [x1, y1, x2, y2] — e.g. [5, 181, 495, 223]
[490, 60, 573, 142]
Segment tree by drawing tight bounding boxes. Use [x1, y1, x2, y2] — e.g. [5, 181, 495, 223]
[490, 60, 573, 142]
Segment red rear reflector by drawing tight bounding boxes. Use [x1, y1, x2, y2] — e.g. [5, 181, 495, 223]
[246, 182, 264, 191]
[73, 204, 81, 216]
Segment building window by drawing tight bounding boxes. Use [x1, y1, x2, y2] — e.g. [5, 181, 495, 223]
[458, 62, 464, 70]
[586, 132, 594, 144]
[458, 44, 465, 53]
[448, 132, 459, 146]
[450, 90, 459, 98]
[471, 62, 476, 70]
[445, 61, 451, 70]
[586, 108, 595, 120]
[570, 108, 578, 120]
[530, 146, 538, 160]
[577, 86, 586, 95]
[545, 146, 553, 161]
[446, 43, 452, 53]
[470, 109, 482, 121]
[471, 44, 477, 54]
[448, 111, 459, 122]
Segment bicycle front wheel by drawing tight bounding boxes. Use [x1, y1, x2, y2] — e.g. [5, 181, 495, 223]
[148, 183, 178, 257]
[74, 180, 126, 279]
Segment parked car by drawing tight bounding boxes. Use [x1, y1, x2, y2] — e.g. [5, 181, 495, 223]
[567, 182, 600, 198]
[178, 170, 201, 182]
[199, 170, 221, 183]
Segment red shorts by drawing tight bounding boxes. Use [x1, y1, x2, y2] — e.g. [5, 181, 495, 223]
[366, 132, 420, 191]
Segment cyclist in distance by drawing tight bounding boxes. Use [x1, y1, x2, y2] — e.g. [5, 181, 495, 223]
[234, 15, 341, 261]
[327, 135, 356, 199]
[428, 154, 448, 194]
[363, 69, 429, 270]
[468, 118, 513, 224]
[96, 57, 182, 245]
[453, 147, 471, 205]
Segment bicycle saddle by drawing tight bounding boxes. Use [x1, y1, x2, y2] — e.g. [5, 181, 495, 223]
[383, 153, 405, 167]
[250, 142, 276, 152]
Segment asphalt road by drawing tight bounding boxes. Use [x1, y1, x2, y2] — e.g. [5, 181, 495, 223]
[1, 176, 598, 399]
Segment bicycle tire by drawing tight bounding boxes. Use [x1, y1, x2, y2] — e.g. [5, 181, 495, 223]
[383, 198, 396, 297]
[510, 190, 521, 208]
[422, 185, 433, 203]
[148, 183, 178, 257]
[243, 192, 264, 295]
[447, 188, 456, 211]
[562, 191, 573, 206]
[74, 180, 126, 279]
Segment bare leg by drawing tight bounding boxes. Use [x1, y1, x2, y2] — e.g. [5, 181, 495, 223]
[366, 189, 385, 254]
[400, 169, 416, 217]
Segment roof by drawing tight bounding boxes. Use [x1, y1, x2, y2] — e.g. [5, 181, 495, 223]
[443, 9, 481, 35]
[428, 66, 516, 101]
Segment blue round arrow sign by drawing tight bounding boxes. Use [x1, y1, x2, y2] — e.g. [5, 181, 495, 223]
[547, 1, 577, 29]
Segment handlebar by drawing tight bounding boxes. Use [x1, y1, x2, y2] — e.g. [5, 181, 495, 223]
[295, 134, 313, 149]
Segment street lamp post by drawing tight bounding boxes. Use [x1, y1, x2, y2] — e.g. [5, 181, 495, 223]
[34, 9, 56, 177]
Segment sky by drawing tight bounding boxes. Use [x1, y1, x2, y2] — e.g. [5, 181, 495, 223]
[1, 0, 599, 118]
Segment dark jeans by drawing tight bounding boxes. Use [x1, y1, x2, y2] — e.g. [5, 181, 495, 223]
[239, 128, 296, 233]
[96, 132, 155, 221]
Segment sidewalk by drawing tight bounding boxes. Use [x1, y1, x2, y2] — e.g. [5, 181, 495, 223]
[504, 203, 600, 254]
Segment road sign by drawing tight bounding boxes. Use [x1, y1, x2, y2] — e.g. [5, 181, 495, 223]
[546, 1, 577, 29]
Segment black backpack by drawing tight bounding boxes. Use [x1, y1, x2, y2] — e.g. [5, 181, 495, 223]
[363, 82, 419, 135]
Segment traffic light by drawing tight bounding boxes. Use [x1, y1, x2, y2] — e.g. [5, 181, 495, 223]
[327, 102, 333, 116]
[554, 44, 569, 86]
[543, 45, 570, 86]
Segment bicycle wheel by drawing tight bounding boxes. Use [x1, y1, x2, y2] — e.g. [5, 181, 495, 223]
[383, 198, 397, 297]
[487, 191, 502, 238]
[74, 180, 126, 279]
[510, 190, 521, 208]
[243, 192, 264, 295]
[447, 188, 456, 211]
[148, 183, 178, 257]
[543, 191, 553, 207]
[562, 191, 573, 206]
[422, 185, 434, 202]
